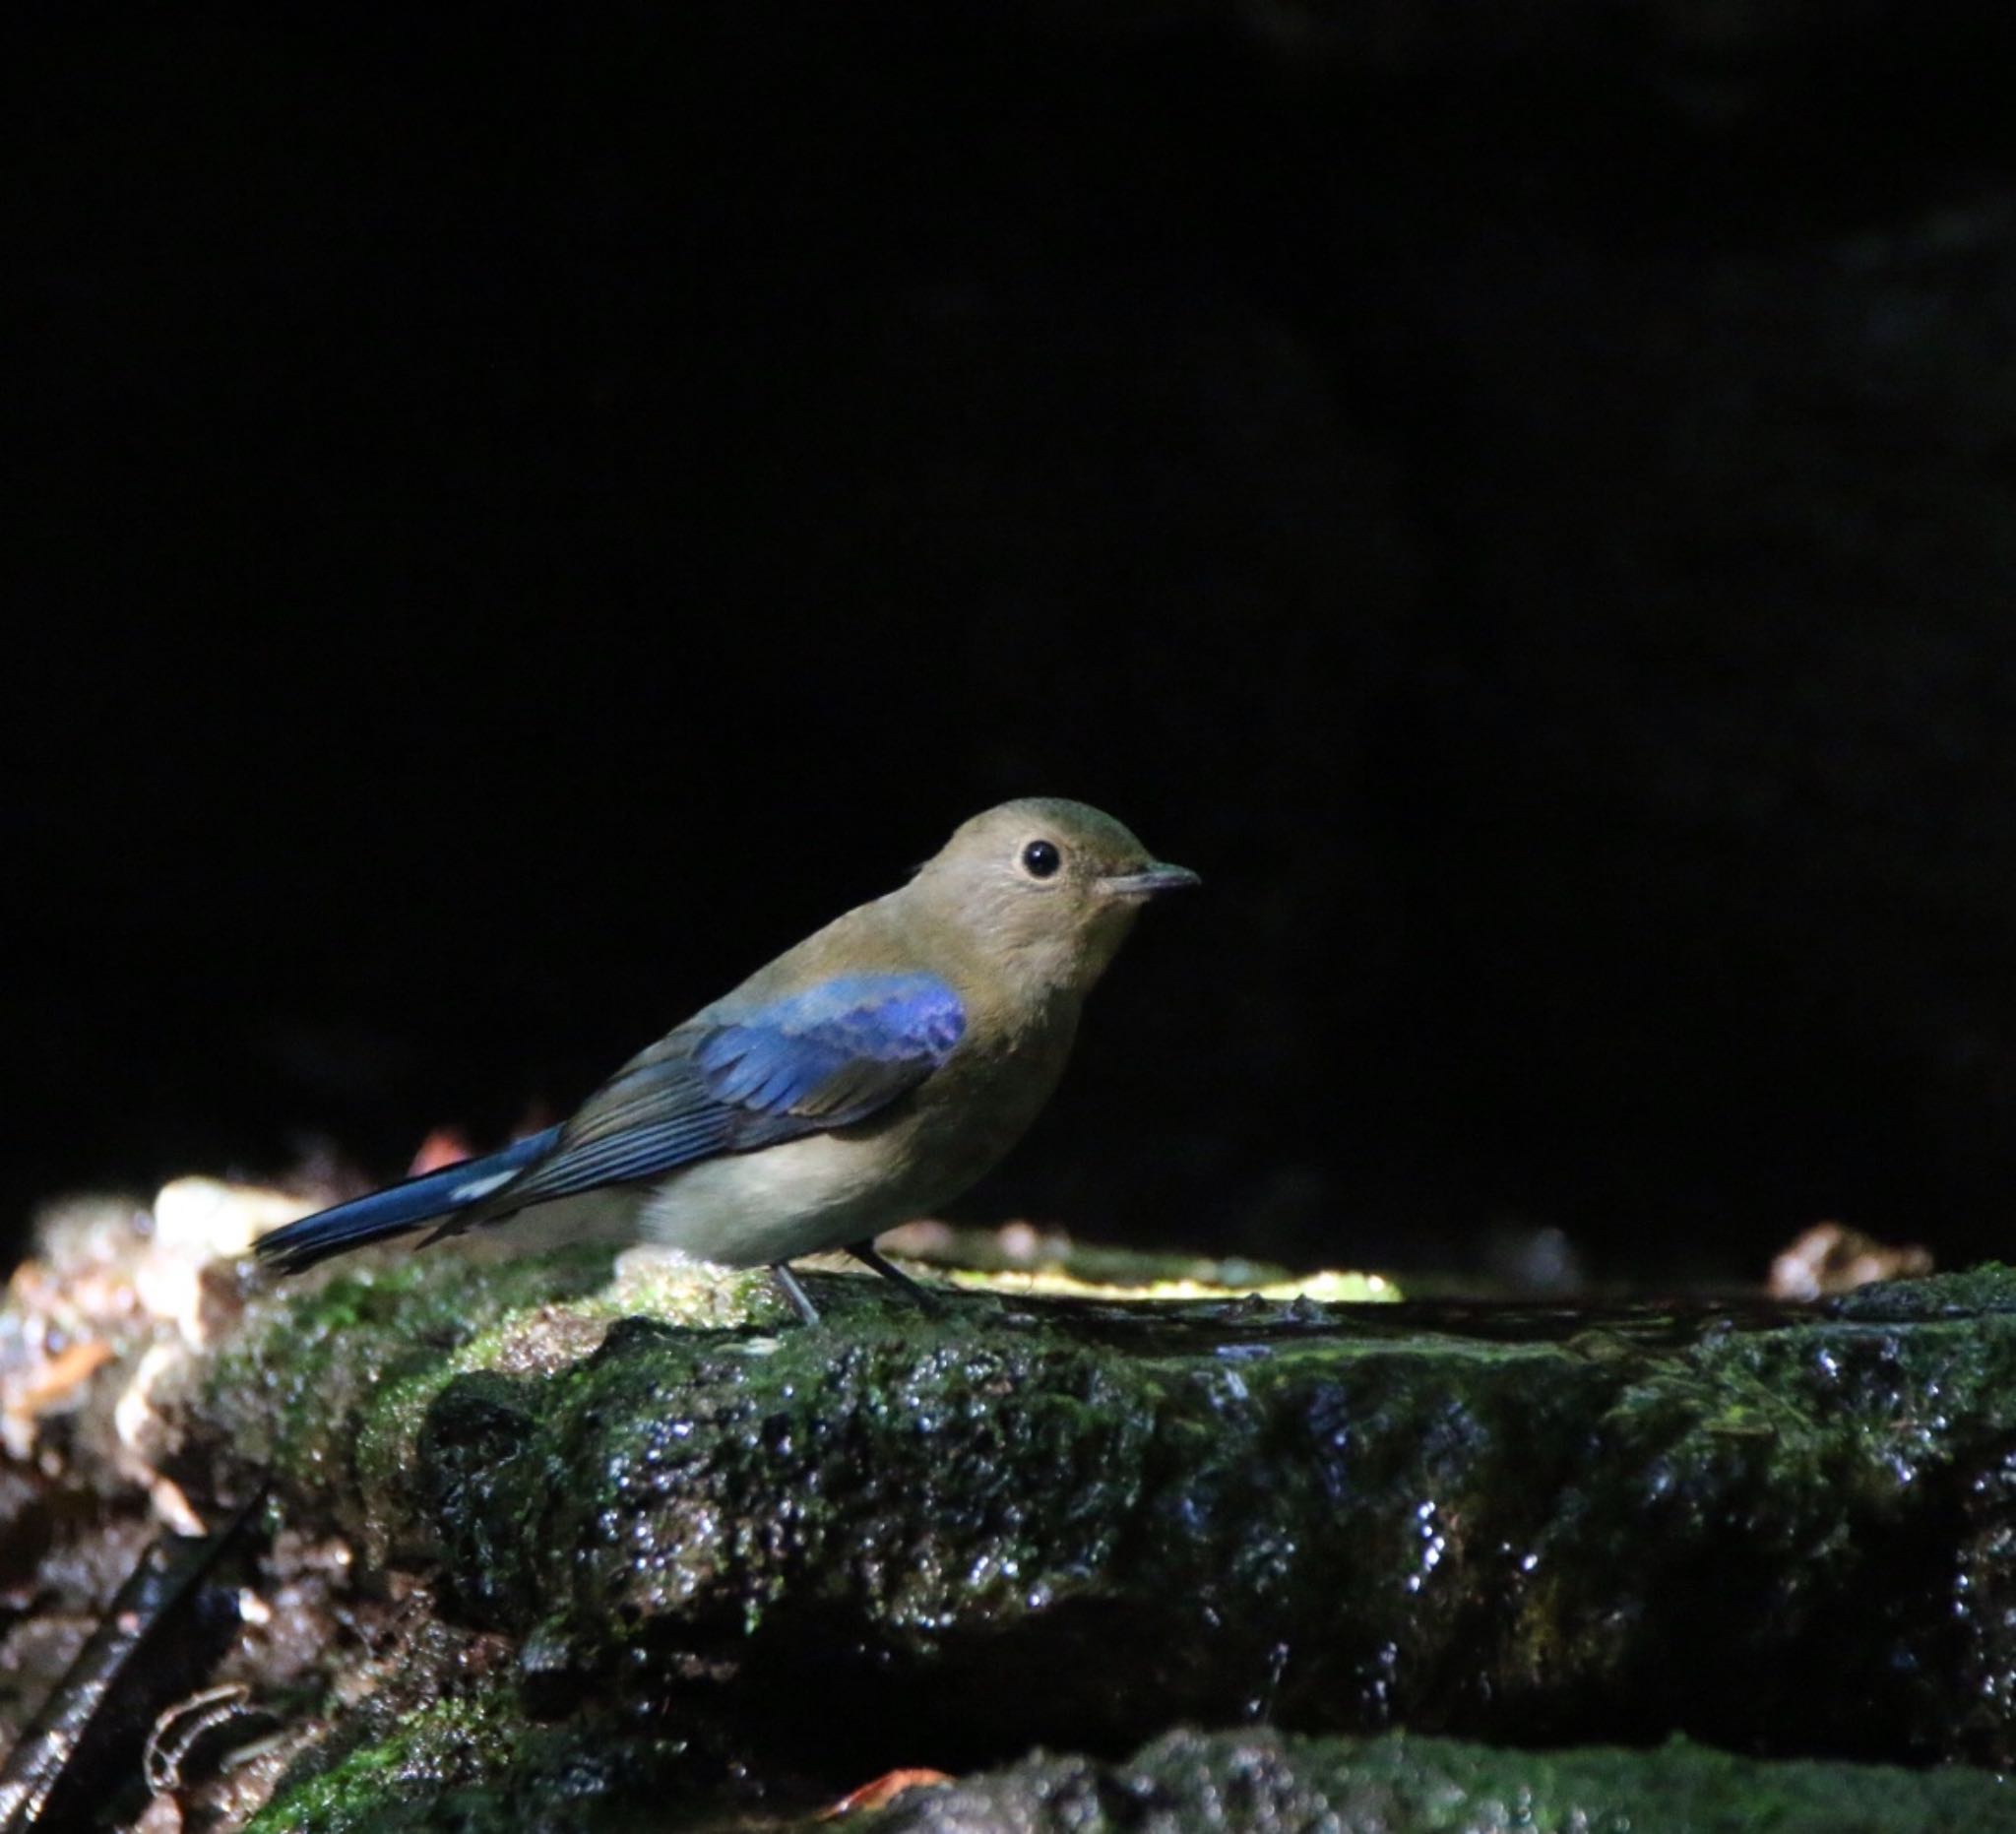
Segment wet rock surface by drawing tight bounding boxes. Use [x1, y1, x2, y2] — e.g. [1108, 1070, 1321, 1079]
[225, 1721, 2016, 1833]
[12, 1221, 2016, 1826]
[213, 1259, 2016, 1775]
[866, 1727, 2016, 1834]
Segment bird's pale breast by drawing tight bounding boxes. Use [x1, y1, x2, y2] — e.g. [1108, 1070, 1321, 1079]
[637, 993, 1080, 1265]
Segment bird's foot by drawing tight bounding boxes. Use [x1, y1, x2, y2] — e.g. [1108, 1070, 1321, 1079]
[770, 1244, 951, 1325]
[769, 1262, 823, 1326]
[846, 1240, 948, 1315]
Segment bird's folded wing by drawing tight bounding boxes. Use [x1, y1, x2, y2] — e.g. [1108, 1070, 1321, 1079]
[463, 973, 966, 1217]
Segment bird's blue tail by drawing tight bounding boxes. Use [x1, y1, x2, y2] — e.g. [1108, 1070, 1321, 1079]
[253, 1126, 563, 1274]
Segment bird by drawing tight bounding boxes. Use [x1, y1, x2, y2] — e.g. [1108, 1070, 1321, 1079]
[254, 798, 1199, 1322]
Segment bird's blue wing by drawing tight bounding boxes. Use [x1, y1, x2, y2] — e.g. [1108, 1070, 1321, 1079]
[463, 973, 965, 1219]
[694, 974, 968, 1120]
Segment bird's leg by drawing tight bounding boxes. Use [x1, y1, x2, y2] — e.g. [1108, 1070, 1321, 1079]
[770, 1262, 823, 1325]
[847, 1239, 946, 1313]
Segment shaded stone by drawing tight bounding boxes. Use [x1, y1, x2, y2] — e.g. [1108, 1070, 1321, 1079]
[184, 1252, 2016, 1775]
[866, 1727, 2016, 1834]
[0, 1219, 2010, 1822]
[244, 1717, 2016, 1832]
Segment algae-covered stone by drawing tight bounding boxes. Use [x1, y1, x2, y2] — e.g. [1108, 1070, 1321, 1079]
[863, 1727, 2016, 1834]
[241, 1685, 738, 1834]
[391, 1269, 2016, 1767]
[192, 1245, 780, 1554]
[184, 1254, 2016, 1777]
[246, 1718, 2016, 1833]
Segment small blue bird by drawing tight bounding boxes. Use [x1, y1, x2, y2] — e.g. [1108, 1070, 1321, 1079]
[255, 798, 1198, 1321]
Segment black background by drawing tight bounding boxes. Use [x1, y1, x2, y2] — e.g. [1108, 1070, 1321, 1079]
[16, 6, 2016, 1283]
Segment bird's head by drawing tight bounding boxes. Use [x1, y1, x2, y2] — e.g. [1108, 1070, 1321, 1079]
[911, 797, 1199, 994]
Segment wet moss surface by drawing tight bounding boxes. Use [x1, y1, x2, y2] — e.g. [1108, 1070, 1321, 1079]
[240, 1684, 744, 1834]
[863, 1727, 2016, 1834]
[242, 1711, 2016, 1833]
[182, 1254, 2016, 1786]
[191, 1245, 778, 1555]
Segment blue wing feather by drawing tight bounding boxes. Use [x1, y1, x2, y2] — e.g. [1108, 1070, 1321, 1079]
[694, 974, 965, 1122]
[460, 973, 965, 1221]
[257, 976, 968, 1272]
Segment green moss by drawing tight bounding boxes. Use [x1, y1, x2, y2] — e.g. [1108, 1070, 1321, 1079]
[247, 1690, 517, 1832]
[249, 1716, 2016, 1833]
[244, 1686, 724, 1834]
[394, 1274, 2016, 1767]
[193, 1256, 2016, 1771]
[1831, 1261, 2016, 1319]
[866, 1728, 2016, 1833]
[198, 1246, 779, 1549]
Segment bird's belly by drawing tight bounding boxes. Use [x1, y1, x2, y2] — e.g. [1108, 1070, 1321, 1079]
[638, 1132, 916, 1266]
[481, 1185, 652, 1254]
[634, 1016, 1076, 1268]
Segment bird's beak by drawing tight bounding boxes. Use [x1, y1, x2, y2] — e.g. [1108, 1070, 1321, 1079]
[1098, 860, 1202, 900]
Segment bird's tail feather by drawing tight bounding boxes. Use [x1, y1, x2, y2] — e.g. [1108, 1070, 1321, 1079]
[253, 1125, 563, 1274]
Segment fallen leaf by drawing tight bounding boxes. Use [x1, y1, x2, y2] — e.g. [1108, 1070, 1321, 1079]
[819, 1768, 954, 1816]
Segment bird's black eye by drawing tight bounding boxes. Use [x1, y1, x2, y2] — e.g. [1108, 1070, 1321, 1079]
[1021, 839, 1062, 879]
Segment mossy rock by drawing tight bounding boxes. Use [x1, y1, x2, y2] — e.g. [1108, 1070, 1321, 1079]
[241, 1687, 730, 1834]
[249, 1719, 2016, 1833]
[865, 1727, 2016, 1834]
[188, 1253, 2016, 1774]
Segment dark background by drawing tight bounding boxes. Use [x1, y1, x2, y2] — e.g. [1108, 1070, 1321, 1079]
[15, 5, 2016, 1284]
